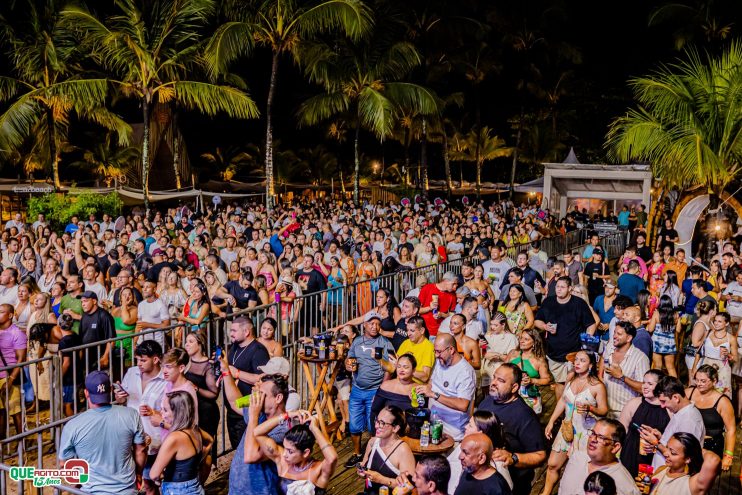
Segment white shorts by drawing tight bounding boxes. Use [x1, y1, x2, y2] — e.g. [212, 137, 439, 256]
[547, 356, 573, 383]
[336, 378, 351, 401]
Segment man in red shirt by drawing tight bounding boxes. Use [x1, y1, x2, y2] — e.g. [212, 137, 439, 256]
[419, 271, 458, 338]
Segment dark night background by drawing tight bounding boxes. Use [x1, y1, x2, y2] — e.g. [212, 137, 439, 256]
[1, 0, 739, 186]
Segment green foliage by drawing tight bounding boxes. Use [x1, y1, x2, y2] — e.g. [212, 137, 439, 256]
[28, 191, 122, 230]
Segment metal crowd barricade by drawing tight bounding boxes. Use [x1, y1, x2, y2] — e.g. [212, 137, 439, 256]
[0, 226, 614, 494]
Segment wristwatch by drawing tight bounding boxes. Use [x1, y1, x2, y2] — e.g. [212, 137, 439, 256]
[511, 453, 519, 466]
[434, 392, 441, 401]
[159, 421, 165, 428]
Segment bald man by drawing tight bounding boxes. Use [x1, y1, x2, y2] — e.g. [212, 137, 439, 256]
[455, 433, 511, 494]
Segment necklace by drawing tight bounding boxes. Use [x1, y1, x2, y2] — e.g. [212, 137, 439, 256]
[230, 341, 250, 365]
[290, 460, 314, 473]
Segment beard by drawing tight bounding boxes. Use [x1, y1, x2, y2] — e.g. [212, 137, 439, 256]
[490, 389, 510, 403]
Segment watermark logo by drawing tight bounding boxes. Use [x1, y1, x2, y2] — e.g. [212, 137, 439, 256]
[9, 459, 90, 487]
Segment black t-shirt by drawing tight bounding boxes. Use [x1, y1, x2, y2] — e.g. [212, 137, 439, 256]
[535, 296, 594, 361]
[227, 339, 270, 396]
[96, 255, 111, 277]
[296, 269, 327, 294]
[391, 317, 409, 350]
[58, 333, 83, 385]
[80, 307, 116, 371]
[658, 228, 679, 247]
[108, 262, 122, 280]
[477, 396, 545, 490]
[454, 471, 511, 495]
[583, 261, 609, 297]
[223, 281, 259, 309]
[636, 245, 652, 264]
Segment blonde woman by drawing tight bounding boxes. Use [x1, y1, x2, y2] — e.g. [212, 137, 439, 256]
[27, 292, 57, 404]
[480, 312, 519, 396]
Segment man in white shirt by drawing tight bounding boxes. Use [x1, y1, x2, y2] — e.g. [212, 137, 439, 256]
[558, 418, 639, 495]
[600, 321, 649, 418]
[113, 340, 167, 495]
[481, 245, 512, 299]
[0, 268, 19, 306]
[136, 280, 172, 348]
[721, 269, 742, 323]
[4, 213, 24, 232]
[414, 334, 476, 441]
[83, 264, 108, 301]
[639, 375, 705, 470]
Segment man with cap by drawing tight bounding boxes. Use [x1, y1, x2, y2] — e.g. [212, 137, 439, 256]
[146, 248, 176, 282]
[59, 371, 147, 495]
[257, 357, 301, 411]
[419, 272, 459, 339]
[344, 312, 394, 467]
[79, 290, 116, 374]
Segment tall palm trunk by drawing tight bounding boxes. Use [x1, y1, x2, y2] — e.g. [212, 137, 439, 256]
[265, 52, 279, 212]
[442, 132, 452, 199]
[476, 159, 482, 200]
[142, 96, 151, 215]
[509, 107, 523, 199]
[46, 108, 60, 188]
[403, 127, 411, 188]
[421, 118, 428, 192]
[353, 123, 360, 202]
[172, 111, 182, 189]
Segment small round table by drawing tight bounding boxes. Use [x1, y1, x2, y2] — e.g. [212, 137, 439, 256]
[403, 433, 455, 456]
[298, 352, 343, 441]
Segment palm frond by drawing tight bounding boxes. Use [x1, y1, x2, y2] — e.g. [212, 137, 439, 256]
[297, 91, 351, 127]
[384, 82, 439, 117]
[169, 81, 260, 119]
[294, 0, 374, 42]
[358, 86, 395, 138]
[203, 21, 255, 79]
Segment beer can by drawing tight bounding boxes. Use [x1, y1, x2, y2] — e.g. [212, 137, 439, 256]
[379, 486, 389, 495]
[431, 421, 443, 445]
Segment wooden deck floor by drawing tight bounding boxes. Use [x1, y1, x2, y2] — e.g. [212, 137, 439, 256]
[205, 385, 742, 494]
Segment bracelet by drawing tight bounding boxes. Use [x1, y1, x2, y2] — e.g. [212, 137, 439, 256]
[221, 371, 230, 378]
[321, 444, 332, 450]
[724, 449, 735, 457]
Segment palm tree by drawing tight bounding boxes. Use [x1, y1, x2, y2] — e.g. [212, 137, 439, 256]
[70, 133, 140, 187]
[298, 39, 438, 201]
[62, 0, 259, 214]
[200, 146, 255, 181]
[204, 0, 374, 212]
[606, 42, 742, 250]
[0, 0, 130, 188]
[452, 126, 513, 199]
[649, 0, 736, 50]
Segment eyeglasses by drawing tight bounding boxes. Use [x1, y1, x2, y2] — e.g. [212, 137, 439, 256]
[434, 346, 452, 355]
[587, 429, 616, 445]
[375, 418, 393, 428]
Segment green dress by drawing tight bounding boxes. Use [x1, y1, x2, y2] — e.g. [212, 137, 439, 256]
[114, 316, 136, 361]
[510, 353, 543, 413]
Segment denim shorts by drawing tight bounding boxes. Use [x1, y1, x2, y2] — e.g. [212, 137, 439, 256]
[161, 478, 204, 495]
[349, 386, 377, 434]
[62, 385, 75, 404]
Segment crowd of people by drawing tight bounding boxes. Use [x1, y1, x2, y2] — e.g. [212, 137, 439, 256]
[0, 196, 739, 495]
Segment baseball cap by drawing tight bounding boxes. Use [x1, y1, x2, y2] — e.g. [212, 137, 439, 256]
[76, 290, 98, 300]
[364, 312, 382, 322]
[258, 357, 291, 376]
[152, 248, 165, 256]
[85, 371, 111, 404]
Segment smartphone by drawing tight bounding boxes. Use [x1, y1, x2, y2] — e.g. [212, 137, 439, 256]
[215, 346, 222, 360]
[113, 382, 128, 395]
[355, 462, 365, 473]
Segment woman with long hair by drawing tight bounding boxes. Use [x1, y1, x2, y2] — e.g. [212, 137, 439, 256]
[50, 281, 66, 318]
[178, 279, 210, 339]
[447, 410, 513, 493]
[253, 274, 271, 306]
[326, 257, 347, 328]
[685, 364, 736, 467]
[27, 292, 57, 405]
[648, 251, 666, 298]
[541, 350, 608, 495]
[356, 249, 377, 315]
[14, 280, 38, 332]
[227, 260, 241, 282]
[466, 264, 496, 314]
[257, 317, 283, 358]
[183, 332, 219, 464]
[685, 299, 717, 381]
[660, 270, 681, 308]
[370, 354, 417, 431]
[647, 295, 681, 376]
[480, 312, 519, 396]
[254, 409, 337, 494]
[618, 370, 671, 477]
[112, 286, 138, 363]
[256, 252, 278, 295]
[647, 433, 720, 495]
[506, 328, 552, 413]
[357, 405, 415, 494]
[708, 259, 723, 295]
[692, 312, 737, 397]
[498, 283, 534, 333]
[150, 391, 213, 495]
[398, 246, 415, 269]
[161, 271, 188, 317]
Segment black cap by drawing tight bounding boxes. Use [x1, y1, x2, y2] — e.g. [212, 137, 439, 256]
[76, 291, 98, 300]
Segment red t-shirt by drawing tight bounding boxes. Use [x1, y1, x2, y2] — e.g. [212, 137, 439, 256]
[418, 283, 457, 336]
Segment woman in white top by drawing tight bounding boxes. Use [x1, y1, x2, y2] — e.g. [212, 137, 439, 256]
[447, 410, 513, 493]
[692, 311, 737, 397]
[479, 312, 518, 395]
[649, 433, 719, 495]
[26, 292, 57, 403]
[685, 299, 716, 381]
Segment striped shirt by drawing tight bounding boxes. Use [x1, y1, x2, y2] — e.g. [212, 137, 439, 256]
[603, 344, 650, 418]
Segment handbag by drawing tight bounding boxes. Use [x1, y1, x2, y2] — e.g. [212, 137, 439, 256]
[560, 417, 575, 443]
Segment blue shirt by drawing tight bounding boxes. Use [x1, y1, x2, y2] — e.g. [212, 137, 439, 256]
[633, 327, 653, 361]
[682, 279, 714, 315]
[348, 334, 394, 390]
[59, 405, 146, 495]
[618, 210, 630, 227]
[269, 234, 284, 257]
[617, 273, 645, 303]
[229, 411, 289, 495]
[593, 296, 615, 324]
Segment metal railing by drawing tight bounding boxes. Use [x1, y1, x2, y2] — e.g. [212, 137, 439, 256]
[0, 226, 618, 493]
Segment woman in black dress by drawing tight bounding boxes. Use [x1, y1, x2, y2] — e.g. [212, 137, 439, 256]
[184, 331, 220, 462]
[618, 369, 671, 476]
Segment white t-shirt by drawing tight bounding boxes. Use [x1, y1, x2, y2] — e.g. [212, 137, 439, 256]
[446, 242, 464, 260]
[652, 404, 705, 470]
[138, 298, 171, 347]
[480, 259, 512, 298]
[559, 450, 639, 495]
[0, 285, 19, 306]
[85, 282, 108, 302]
[429, 358, 476, 441]
[120, 367, 168, 454]
[723, 281, 742, 318]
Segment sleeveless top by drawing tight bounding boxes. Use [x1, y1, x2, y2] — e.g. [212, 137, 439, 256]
[379, 312, 396, 333]
[621, 399, 671, 477]
[278, 463, 327, 495]
[651, 468, 692, 495]
[689, 387, 727, 456]
[114, 316, 136, 333]
[163, 431, 201, 483]
[366, 438, 404, 494]
[511, 354, 539, 378]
